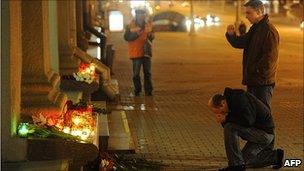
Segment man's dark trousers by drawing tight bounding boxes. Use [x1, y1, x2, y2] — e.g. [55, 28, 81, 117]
[247, 85, 274, 111]
[224, 123, 278, 168]
[247, 85, 275, 155]
[132, 57, 153, 94]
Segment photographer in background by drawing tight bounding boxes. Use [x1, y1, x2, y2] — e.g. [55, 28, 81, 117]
[124, 9, 154, 96]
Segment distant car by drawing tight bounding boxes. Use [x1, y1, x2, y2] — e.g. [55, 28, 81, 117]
[203, 14, 220, 26]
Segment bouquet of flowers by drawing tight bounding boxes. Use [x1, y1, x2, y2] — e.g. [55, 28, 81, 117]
[17, 113, 80, 141]
[73, 62, 96, 84]
[61, 100, 96, 142]
[17, 100, 105, 142]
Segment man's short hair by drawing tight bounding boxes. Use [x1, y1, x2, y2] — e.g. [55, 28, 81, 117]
[211, 94, 226, 107]
[244, 0, 265, 14]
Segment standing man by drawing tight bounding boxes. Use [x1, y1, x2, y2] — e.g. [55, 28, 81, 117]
[225, 0, 279, 110]
[124, 9, 154, 96]
[208, 87, 284, 171]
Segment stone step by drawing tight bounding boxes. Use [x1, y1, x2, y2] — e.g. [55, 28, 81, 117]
[22, 89, 65, 106]
[22, 91, 67, 107]
[98, 113, 109, 151]
[21, 92, 67, 119]
[110, 79, 119, 93]
[22, 83, 54, 95]
[2, 160, 69, 171]
[48, 71, 61, 88]
[91, 101, 109, 151]
[107, 110, 135, 153]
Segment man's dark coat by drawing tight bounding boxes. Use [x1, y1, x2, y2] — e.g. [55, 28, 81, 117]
[226, 15, 279, 86]
[223, 87, 275, 134]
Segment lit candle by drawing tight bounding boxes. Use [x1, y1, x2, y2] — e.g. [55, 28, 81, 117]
[72, 116, 81, 126]
[18, 123, 29, 138]
[71, 130, 82, 137]
[89, 64, 95, 71]
[63, 127, 71, 134]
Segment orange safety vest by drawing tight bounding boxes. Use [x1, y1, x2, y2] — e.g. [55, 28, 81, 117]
[127, 20, 152, 59]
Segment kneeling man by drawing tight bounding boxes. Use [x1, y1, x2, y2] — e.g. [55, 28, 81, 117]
[208, 87, 284, 171]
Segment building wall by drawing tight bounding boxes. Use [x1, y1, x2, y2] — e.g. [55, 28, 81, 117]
[48, 0, 60, 73]
[1, 0, 27, 162]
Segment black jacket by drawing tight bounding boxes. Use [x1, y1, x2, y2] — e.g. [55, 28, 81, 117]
[223, 87, 275, 134]
[226, 15, 279, 86]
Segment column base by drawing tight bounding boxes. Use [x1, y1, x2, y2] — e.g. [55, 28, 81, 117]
[21, 70, 67, 120]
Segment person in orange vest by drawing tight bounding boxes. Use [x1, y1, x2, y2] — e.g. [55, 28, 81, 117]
[124, 9, 154, 96]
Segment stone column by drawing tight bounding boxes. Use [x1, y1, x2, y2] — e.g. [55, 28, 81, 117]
[21, 0, 66, 118]
[57, 0, 80, 75]
[88, 0, 101, 26]
[48, 1, 60, 73]
[1, 0, 27, 161]
[76, 0, 89, 51]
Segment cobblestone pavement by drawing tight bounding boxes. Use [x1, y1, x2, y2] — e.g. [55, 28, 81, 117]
[107, 19, 303, 170]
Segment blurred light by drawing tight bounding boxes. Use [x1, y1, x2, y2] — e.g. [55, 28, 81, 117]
[96, 38, 100, 43]
[118, 0, 123, 3]
[148, 7, 153, 15]
[72, 116, 81, 126]
[63, 127, 71, 134]
[186, 19, 191, 32]
[300, 21, 304, 30]
[89, 64, 95, 71]
[155, 5, 160, 10]
[130, 0, 146, 9]
[206, 14, 213, 22]
[214, 22, 220, 26]
[109, 11, 124, 32]
[181, 2, 189, 7]
[140, 104, 146, 111]
[206, 20, 214, 27]
[185, 14, 220, 31]
[261, 0, 270, 4]
[105, 2, 110, 8]
[131, 9, 136, 17]
[18, 123, 29, 138]
[185, 18, 204, 32]
[71, 130, 82, 137]
[97, 47, 101, 60]
[205, 14, 220, 27]
[194, 18, 201, 23]
[214, 17, 220, 22]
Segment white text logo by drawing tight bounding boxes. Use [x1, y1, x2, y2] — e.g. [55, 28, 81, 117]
[284, 159, 302, 167]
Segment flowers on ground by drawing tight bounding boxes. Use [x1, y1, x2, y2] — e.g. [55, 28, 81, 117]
[17, 100, 106, 142]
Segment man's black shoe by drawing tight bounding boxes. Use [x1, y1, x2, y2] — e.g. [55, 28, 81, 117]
[218, 165, 246, 171]
[145, 92, 152, 96]
[273, 149, 284, 169]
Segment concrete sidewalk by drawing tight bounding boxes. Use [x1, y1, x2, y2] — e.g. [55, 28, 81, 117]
[107, 23, 303, 170]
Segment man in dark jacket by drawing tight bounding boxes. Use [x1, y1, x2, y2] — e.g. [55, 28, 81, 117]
[225, 0, 279, 111]
[208, 87, 284, 171]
